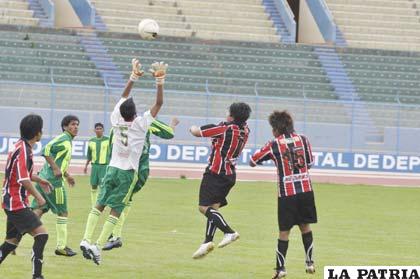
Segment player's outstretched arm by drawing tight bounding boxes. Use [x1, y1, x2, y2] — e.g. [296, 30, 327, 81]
[149, 61, 168, 118]
[121, 58, 144, 98]
[190, 124, 226, 138]
[170, 117, 180, 131]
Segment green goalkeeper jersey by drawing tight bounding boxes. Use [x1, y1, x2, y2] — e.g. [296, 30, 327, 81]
[138, 119, 174, 183]
[87, 136, 110, 165]
[39, 131, 73, 186]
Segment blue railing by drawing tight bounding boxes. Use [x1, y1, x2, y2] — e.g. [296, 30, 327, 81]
[0, 78, 418, 156]
[273, 0, 296, 41]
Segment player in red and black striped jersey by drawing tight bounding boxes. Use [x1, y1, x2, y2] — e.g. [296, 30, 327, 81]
[0, 114, 53, 279]
[250, 111, 317, 278]
[189, 102, 251, 259]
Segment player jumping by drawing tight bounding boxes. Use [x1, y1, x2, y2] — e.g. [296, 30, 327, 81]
[80, 58, 167, 265]
[189, 102, 251, 259]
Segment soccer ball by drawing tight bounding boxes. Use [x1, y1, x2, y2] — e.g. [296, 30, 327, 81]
[138, 19, 159, 40]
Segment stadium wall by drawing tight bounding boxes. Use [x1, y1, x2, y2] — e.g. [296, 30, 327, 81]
[1, 136, 420, 175]
[298, 0, 325, 44]
[52, 0, 83, 28]
[68, 0, 95, 26]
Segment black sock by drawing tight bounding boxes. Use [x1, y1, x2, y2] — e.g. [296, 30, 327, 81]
[204, 208, 234, 234]
[32, 234, 48, 277]
[204, 219, 217, 243]
[276, 239, 289, 271]
[302, 231, 314, 264]
[0, 241, 18, 264]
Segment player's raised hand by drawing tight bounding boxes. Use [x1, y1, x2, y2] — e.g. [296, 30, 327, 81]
[130, 58, 144, 81]
[149, 61, 168, 85]
[170, 117, 180, 128]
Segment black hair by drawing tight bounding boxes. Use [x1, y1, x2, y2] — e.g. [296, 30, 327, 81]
[229, 102, 251, 125]
[269, 110, 295, 135]
[120, 98, 136, 121]
[94, 122, 104, 129]
[20, 114, 43, 140]
[61, 115, 79, 131]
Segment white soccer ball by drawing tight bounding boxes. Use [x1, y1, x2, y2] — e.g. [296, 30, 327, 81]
[138, 19, 159, 40]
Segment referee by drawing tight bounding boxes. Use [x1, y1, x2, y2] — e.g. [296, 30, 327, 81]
[250, 110, 317, 278]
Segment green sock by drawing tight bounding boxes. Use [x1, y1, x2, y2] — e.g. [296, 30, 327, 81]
[113, 203, 132, 238]
[96, 215, 119, 248]
[91, 189, 98, 208]
[56, 216, 68, 250]
[83, 208, 101, 243]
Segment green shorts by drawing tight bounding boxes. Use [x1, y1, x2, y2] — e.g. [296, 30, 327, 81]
[31, 185, 67, 215]
[90, 164, 108, 189]
[97, 166, 138, 214]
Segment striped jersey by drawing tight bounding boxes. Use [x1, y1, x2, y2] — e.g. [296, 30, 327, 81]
[87, 136, 110, 165]
[199, 121, 250, 175]
[38, 131, 73, 184]
[251, 133, 314, 197]
[2, 139, 33, 211]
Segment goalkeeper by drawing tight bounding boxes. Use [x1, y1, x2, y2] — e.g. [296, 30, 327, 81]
[103, 117, 179, 251]
[80, 58, 168, 265]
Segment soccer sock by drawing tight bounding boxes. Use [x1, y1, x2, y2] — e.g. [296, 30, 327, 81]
[32, 234, 48, 277]
[0, 241, 18, 264]
[96, 215, 119, 248]
[204, 219, 217, 243]
[56, 217, 68, 250]
[302, 231, 314, 264]
[204, 207, 235, 234]
[83, 208, 101, 243]
[90, 189, 98, 208]
[276, 239, 289, 270]
[113, 202, 132, 239]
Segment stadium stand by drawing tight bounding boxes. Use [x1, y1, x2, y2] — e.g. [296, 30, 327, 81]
[90, 0, 280, 42]
[0, 28, 343, 121]
[99, 32, 335, 99]
[337, 47, 420, 104]
[0, 25, 103, 86]
[0, 0, 38, 26]
[325, 0, 420, 51]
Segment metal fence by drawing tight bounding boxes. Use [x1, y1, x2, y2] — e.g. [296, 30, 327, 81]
[0, 80, 419, 155]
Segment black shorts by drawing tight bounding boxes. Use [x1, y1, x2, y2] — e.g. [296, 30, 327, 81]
[278, 191, 317, 231]
[199, 172, 236, 207]
[5, 208, 43, 239]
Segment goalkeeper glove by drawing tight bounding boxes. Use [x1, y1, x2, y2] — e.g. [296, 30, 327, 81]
[149, 61, 168, 85]
[130, 58, 144, 81]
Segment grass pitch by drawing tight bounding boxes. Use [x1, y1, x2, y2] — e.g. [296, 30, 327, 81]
[0, 175, 419, 279]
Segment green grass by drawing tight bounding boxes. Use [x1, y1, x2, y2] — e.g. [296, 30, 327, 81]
[1, 176, 419, 279]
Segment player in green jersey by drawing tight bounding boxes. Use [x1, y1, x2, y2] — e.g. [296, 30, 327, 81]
[84, 123, 110, 207]
[32, 115, 79, 257]
[103, 117, 179, 250]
